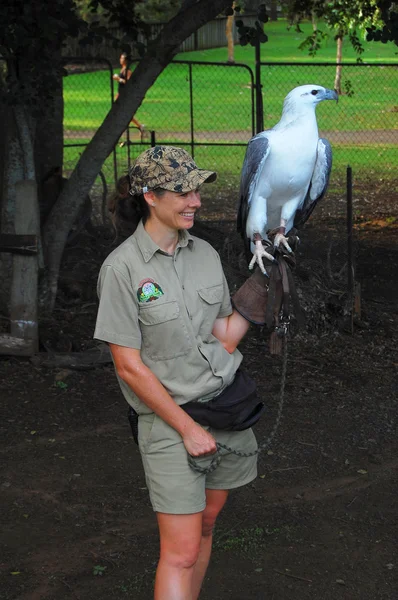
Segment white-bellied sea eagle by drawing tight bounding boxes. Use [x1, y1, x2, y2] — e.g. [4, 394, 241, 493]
[237, 84, 338, 274]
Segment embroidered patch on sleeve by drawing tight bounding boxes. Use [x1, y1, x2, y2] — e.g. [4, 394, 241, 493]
[137, 278, 164, 303]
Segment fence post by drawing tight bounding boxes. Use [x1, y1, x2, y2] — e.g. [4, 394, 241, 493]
[9, 180, 39, 354]
[254, 39, 263, 133]
[189, 63, 195, 158]
[346, 165, 360, 333]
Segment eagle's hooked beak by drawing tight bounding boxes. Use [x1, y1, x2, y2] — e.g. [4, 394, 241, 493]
[325, 88, 339, 103]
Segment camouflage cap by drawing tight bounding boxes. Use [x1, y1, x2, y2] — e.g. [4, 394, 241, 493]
[128, 145, 217, 196]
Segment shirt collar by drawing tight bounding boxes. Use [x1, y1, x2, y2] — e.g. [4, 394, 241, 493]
[134, 220, 194, 263]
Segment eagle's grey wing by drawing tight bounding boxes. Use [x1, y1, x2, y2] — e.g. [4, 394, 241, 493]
[293, 138, 333, 230]
[237, 134, 270, 256]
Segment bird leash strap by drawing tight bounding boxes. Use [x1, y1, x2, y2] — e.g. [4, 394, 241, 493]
[187, 332, 288, 475]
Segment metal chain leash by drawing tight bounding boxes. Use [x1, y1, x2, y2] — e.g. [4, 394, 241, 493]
[187, 330, 289, 475]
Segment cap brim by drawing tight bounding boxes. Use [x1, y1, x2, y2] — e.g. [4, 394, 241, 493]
[162, 169, 217, 193]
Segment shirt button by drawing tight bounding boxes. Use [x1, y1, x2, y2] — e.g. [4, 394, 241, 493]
[182, 285, 185, 290]
[214, 368, 218, 374]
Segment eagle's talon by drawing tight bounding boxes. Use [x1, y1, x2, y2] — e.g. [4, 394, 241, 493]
[274, 233, 293, 254]
[249, 239, 275, 275]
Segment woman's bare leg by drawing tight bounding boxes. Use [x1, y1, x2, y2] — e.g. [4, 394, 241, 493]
[191, 489, 229, 600]
[155, 512, 203, 600]
[131, 117, 143, 130]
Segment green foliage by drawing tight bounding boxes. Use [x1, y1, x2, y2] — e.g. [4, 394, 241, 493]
[286, 0, 395, 58]
[216, 526, 267, 553]
[134, 0, 181, 23]
[0, 0, 86, 112]
[55, 381, 68, 390]
[74, 0, 107, 23]
[92, 565, 107, 576]
[236, 2, 269, 46]
[298, 29, 328, 56]
[366, 1, 398, 44]
[343, 78, 355, 97]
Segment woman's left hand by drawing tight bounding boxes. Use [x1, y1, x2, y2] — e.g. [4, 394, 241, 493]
[181, 422, 217, 457]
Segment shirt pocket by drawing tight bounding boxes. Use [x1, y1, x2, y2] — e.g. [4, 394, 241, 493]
[197, 284, 224, 335]
[138, 300, 192, 360]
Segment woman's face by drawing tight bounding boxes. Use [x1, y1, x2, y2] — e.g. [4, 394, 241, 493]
[147, 188, 201, 231]
[120, 54, 127, 66]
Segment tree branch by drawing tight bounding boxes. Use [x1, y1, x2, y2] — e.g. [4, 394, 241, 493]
[41, 0, 232, 311]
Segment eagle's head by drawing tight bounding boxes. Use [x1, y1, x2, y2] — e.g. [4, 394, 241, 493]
[285, 84, 339, 110]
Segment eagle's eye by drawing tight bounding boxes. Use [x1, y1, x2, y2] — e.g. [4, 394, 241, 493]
[311, 90, 319, 96]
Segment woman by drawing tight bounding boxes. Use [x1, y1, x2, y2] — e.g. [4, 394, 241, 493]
[113, 51, 144, 135]
[94, 146, 269, 600]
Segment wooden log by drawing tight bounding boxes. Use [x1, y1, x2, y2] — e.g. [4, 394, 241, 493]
[0, 334, 35, 357]
[0, 234, 38, 255]
[30, 343, 112, 370]
[9, 180, 40, 354]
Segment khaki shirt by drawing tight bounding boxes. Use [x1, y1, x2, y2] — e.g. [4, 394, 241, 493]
[94, 220, 242, 414]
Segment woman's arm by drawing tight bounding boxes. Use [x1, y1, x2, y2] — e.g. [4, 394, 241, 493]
[109, 344, 217, 456]
[211, 310, 250, 354]
[115, 69, 132, 84]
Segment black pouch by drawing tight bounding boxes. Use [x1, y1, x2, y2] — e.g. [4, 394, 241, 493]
[128, 406, 139, 445]
[181, 370, 265, 431]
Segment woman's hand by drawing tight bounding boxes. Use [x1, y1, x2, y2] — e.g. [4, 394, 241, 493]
[181, 422, 217, 457]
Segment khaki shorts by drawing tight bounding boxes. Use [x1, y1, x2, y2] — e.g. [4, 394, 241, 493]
[138, 413, 258, 514]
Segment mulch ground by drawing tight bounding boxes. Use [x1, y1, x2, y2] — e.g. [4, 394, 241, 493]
[0, 182, 397, 599]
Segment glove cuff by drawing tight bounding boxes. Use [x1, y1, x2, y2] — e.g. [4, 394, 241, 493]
[231, 269, 269, 325]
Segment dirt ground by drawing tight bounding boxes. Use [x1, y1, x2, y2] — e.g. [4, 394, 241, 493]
[1, 179, 397, 600]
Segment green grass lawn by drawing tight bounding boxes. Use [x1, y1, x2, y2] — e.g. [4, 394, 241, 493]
[179, 19, 398, 64]
[63, 19, 398, 189]
[64, 61, 398, 133]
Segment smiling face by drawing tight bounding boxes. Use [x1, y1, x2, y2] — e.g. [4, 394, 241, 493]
[145, 188, 202, 232]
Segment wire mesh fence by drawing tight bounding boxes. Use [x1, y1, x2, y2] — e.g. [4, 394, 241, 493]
[63, 58, 398, 222]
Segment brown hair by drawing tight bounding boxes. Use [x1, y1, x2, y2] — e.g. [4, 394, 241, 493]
[108, 176, 168, 237]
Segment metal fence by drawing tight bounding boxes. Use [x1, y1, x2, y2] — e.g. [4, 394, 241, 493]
[63, 58, 398, 219]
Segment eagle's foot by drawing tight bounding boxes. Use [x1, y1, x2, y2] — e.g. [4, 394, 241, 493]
[249, 240, 275, 275]
[274, 232, 293, 254]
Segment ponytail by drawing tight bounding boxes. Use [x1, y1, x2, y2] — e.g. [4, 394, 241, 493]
[108, 175, 149, 237]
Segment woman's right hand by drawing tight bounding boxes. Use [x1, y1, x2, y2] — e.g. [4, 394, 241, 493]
[182, 422, 217, 457]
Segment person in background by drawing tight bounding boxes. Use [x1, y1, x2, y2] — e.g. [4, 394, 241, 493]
[113, 51, 145, 138]
[95, 146, 271, 600]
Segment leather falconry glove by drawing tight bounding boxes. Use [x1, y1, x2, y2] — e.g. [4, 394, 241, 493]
[231, 238, 297, 327]
[232, 267, 281, 326]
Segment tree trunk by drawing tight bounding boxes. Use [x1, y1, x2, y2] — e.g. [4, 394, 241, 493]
[35, 68, 64, 224]
[226, 3, 235, 63]
[312, 10, 317, 32]
[0, 101, 6, 230]
[334, 35, 343, 95]
[0, 107, 24, 314]
[42, 0, 233, 312]
[311, 9, 318, 52]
